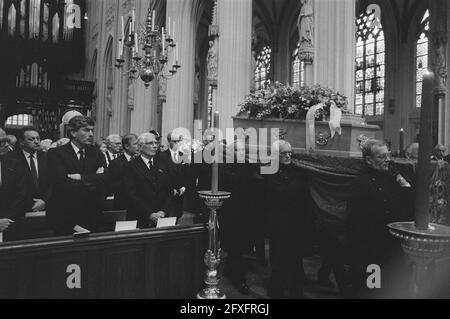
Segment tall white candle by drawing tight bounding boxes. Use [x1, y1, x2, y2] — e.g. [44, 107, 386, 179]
[176, 45, 178, 64]
[162, 27, 165, 55]
[134, 32, 139, 53]
[131, 10, 135, 33]
[121, 16, 125, 42]
[168, 16, 171, 37]
[172, 21, 175, 40]
[152, 10, 155, 31]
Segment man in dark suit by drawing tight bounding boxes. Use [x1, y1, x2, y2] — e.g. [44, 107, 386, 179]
[124, 133, 173, 229]
[47, 116, 109, 236]
[0, 131, 27, 241]
[158, 131, 191, 218]
[103, 134, 123, 167]
[347, 139, 414, 298]
[109, 134, 139, 210]
[10, 128, 51, 212]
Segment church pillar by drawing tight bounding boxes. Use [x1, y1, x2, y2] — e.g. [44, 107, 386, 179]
[162, 0, 197, 140]
[216, 0, 252, 137]
[313, 0, 355, 108]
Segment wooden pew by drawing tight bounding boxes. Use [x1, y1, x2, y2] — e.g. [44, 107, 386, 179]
[0, 225, 207, 299]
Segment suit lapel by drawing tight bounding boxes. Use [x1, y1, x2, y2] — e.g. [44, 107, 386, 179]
[135, 156, 155, 183]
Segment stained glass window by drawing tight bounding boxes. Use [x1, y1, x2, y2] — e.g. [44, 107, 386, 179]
[355, 7, 385, 116]
[416, 10, 429, 108]
[52, 13, 60, 43]
[292, 42, 305, 87]
[255, 46, 272, 90]
[0, 0, 4, 30]
[7, 3, 16, 36]
[63, 0, 74, 41]
[29, 0, 41, 39]
[6, 114, 32, 127]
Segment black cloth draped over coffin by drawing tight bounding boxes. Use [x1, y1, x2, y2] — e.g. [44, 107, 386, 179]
[291, 153, 450, 228]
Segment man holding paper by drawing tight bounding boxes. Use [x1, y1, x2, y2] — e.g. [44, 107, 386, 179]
[124, 133, 173, 228]
[0, 129, 27, 241]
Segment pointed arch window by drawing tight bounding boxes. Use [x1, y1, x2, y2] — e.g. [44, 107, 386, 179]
[0, 0, 4, 30]
[19, 0, 25, 37]
[63, 0, 74, 41]
[42, 3, 49, 41]
[7, 3, 16, 36]
[292, 42, 305, 87]
[255, 46, 272, 90]
[52, 13, 60, 43]
[416, 10, 430, 108]
[29, 0, 41, 39]
[355, 7, 385, 116]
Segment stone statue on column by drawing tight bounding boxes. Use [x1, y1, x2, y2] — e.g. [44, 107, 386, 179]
[158, 76, 167, 102]
[127, 77, 135, 109]
[298, 0, 314, 48]
[433, 34, 448, 95]
[207, 39, 218, 84]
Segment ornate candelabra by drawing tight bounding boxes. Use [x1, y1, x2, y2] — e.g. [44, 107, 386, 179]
[115, 7, 180, 88]
[196, 190, 230, 299]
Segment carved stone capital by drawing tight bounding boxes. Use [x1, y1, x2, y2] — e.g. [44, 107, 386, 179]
[299, 41, 314, 63]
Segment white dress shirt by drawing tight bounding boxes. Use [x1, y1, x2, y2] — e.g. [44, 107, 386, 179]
[71, 142, 82, 160]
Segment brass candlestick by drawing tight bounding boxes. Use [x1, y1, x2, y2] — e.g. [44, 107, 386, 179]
[197, 190, 231, 299]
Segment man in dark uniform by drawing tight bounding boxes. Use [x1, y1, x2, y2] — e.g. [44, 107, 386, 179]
[0, 130, 27, 241]
[347, 139, 414, 298]
[219, 140, 258, 295]
[266, 140, 310, 298]
[11, 128, 51, 213]
[109, 134, 139, 210]
[124, 133, 174, 229]
[47, 116, 109, 235]
[158, 131, 191, 219]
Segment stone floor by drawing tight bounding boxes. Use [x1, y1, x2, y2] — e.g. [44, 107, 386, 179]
[219, 250, 341, 299]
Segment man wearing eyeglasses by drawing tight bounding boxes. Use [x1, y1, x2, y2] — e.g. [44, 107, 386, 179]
[347, 139, 413, 298]
[265, 140, 310, 298]
[124, 133, 173, 228]
[0, 129, 27, 241]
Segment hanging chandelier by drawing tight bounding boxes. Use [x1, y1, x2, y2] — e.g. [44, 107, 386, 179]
[115, 7, 180, 88]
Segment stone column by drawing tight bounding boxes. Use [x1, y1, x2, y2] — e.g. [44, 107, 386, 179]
[162, 0, 198, 140]
[313, 0, 355, 108]
[217, 0, 252, 138]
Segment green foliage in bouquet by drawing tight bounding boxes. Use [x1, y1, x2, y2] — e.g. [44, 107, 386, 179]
[237, 82, 348, 120]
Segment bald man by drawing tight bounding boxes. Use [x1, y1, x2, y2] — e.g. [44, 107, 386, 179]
[124, 133, 173, 228]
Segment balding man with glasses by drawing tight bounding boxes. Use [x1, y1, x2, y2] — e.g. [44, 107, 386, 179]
[124, 133, 173, 228]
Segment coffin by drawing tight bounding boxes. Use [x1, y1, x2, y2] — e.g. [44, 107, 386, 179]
[233, 113, 382, 157]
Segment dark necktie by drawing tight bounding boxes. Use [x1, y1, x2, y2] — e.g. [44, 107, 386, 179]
[29, 154, 38, 188]
[148, 159, 154, 171]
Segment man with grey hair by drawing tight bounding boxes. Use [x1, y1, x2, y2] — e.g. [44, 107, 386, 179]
[347, 139, 414, 298]
[109, 134, 139, 210]
[124, 133, 173, 228]
[265, 139, 310, 298]
[104, 134, 123, 167]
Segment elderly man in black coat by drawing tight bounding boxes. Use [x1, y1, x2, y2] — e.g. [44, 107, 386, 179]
[0, 130, 27, 241]
[124, 133, 174, 229]
[47, 116, 109, 235]
[265, 140, 310, 298]
[347, 139, 414, 298]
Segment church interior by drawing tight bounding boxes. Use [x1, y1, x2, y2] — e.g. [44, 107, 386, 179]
[1, 0, 450, 300]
